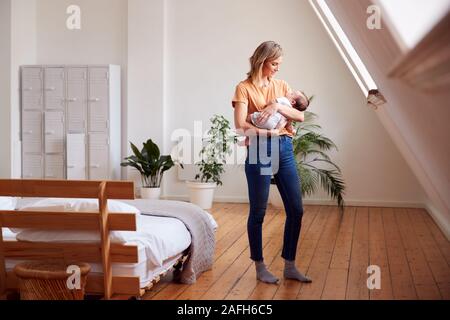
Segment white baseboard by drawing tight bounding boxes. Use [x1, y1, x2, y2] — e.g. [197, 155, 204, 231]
[301, 199, 424, 208]
[423, 202, 450, 241]
[162, 195, 247, 203]
[162, 194, 424, 208]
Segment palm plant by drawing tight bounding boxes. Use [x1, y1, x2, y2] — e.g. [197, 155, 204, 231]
[121, 139, 181, 188]
[292, 110, 345, 211]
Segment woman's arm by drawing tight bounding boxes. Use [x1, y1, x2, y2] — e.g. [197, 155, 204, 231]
[277, 104, 305, 122]
[234, 102, 279, 136]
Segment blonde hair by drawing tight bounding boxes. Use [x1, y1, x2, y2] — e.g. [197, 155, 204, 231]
[247, 41, 283, 85]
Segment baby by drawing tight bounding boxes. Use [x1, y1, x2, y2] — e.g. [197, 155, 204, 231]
[248, 90, 309, 133]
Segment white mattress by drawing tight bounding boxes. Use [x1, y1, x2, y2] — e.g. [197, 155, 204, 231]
[2, 214, 192, 288]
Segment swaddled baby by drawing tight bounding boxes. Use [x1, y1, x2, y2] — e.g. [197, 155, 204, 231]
[249, 90, 309, 131]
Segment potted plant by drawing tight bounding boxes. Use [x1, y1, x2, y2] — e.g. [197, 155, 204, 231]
[186, 115, 237, 209]
[121, 139, 180, 199]
[269, 98, 345, 211]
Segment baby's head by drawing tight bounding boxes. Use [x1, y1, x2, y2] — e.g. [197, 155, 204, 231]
[287, 90, 309, 111]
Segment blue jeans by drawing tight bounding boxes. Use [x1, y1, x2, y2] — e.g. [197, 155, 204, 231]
[245, 135, 303, 261]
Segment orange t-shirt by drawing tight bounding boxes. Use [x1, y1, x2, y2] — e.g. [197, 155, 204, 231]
[232, 78, 293, 137]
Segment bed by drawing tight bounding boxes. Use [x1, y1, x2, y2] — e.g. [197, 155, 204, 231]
[0, 179, 216, 300]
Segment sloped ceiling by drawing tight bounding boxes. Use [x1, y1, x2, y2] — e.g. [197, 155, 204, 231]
[325, 0, 450, 238]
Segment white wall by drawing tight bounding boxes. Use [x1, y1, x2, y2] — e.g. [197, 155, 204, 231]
[11, 0, 37, 178]
[2, 0, 427, 209]
[163, 0, 425, 206]
[0, 0, 37, 178]
[36, 0, 126, 65]
[127, 0, 166, 190]
[0, 0, 12, 178]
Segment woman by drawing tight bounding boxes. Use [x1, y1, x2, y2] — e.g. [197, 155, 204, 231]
[232, 41, 312, 284]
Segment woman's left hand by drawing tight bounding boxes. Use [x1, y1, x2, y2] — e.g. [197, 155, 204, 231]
[255, 104, 279, 126]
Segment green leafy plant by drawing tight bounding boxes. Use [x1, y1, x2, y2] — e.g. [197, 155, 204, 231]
[195, 115, 238, 185]
[121, 139, 181, 188]
[291, 109, 345, 210]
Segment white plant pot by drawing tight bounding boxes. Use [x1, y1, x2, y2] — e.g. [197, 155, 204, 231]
[185, 181, 216, 209]
[141, 187, 161, 199]
[269, 184, 284, 208]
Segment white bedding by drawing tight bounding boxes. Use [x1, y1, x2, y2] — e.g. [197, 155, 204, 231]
[15, 214, 191, 268]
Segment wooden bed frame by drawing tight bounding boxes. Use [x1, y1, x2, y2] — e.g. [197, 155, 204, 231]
[0, 179, 187, 300]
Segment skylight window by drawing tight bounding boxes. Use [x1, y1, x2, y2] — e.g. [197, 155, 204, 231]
[376, 0, 450, 50]
[309, 0, 378, 97]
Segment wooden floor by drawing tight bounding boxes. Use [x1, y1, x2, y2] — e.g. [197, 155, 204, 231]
[143, 203, 450, 300]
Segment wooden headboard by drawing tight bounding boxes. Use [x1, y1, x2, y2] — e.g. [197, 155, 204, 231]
[0, 179, 137, 300]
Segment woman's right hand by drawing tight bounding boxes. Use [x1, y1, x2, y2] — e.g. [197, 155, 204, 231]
[255, 103, 279, 126]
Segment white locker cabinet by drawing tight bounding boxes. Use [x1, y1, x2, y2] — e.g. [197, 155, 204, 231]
[67, 133, 86, 180]
[67, 67, 88, 133]
[21, 65, 121, 181]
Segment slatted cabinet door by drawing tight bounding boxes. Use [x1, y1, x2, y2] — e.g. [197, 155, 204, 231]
[44, 154, 65, 179]
[88, 67, 109, 133]
[44, 67, 65, 111]
[67, 133, 87, 180]
[22, 67, 43, 111]
[44, 111, 65, 180]
[22, 154, 43, 179]
[22, 67, 44, 179]
[88, 133, 109, 180]
[44, 111, 64, 154]
[67, 67, 88, 133]
[22, 111, 43, 154]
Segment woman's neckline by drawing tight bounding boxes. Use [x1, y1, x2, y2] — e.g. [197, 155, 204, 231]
[258, 78, 272, 89]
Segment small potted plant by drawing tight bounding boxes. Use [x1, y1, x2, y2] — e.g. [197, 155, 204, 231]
[186, 115, 237, 209]
[121, 139, 180, 199]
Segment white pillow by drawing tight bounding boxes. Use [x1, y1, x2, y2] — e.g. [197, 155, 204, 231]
[15, 198, 140, 243]
[19, 198, 140, 214]
[0, 197, 17, 210]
